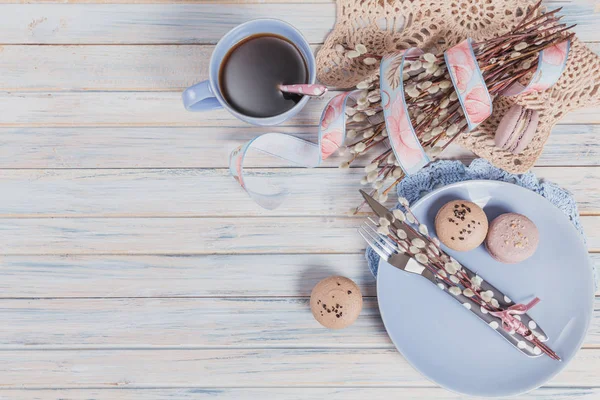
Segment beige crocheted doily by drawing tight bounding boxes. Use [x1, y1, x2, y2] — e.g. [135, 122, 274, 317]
[316, 0, 600, 173]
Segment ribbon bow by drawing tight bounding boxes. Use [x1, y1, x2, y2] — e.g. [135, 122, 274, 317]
[489, 297, 540, 337]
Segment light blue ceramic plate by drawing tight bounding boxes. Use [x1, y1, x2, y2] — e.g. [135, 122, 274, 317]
[377, 180, 594, 397]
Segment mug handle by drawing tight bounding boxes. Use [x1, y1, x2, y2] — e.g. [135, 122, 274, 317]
[182, 80, 222, 112]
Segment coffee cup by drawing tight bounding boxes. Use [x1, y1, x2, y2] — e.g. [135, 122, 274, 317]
[182, 19, 316, 126]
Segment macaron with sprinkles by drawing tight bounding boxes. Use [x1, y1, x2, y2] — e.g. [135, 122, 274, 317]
[486, 213, 540, 264]
[310, 276, 363, 329]
[434, 200, 489, 252]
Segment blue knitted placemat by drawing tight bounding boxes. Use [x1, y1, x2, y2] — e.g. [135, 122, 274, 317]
[365, 158, 597, 289]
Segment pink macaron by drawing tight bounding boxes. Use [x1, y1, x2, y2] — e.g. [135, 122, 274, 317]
[486, 213, 539, 264]
[494, 105, 539, 154]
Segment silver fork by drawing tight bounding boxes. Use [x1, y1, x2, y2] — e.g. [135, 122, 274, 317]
[359, 218, 546, 358]
[358, 218, 435, 280]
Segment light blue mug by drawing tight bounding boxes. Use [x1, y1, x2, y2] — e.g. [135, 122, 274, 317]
[182, 19, 316, 126]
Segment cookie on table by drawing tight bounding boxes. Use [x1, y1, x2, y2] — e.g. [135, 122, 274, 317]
[486, 213, 539, 264]
[434, 200, 488, 251]
[310, 276, 362, 329]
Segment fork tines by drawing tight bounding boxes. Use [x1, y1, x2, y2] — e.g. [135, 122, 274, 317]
[358, 218, 399, 261]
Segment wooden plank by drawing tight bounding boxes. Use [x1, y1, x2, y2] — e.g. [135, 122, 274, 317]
[0, 45, 215, 92]
[560, 108, 600, 125]
[0, 298, 388, 347]
[532, 167, 600, 213]
[2, 0, 332, 2]
[0, 0, 592, 7]
[0, 91, 332, 127]
[2, 387, 600, 400]
[0, 167, 597, 217]
[0, 125, 596, 169]
[0, 348, 598, 387]
[3, 41, 599, 92]
[0, 168, 368, 217]
[0, 126, 345, 168]
[0, 44, 323, 92]
[536, 125, 600, 166]
[0, 91, 598, 127]
[2, 0, 338, 2]
[0, 4, 334, 44]
[0, 217, 363, 255]
[0, 2, 595, 43]
[0, 254, 597, 299]
[0, 297, 597, 347]
[0, 216, 598, 255]
[0, 254, 376, 298]
[8, 387, 600, 400]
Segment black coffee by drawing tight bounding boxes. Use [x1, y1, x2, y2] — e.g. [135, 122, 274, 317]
[219, 34, 308, 118]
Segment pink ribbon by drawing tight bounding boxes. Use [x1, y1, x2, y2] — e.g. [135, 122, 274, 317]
[444, 38, 493, 131]
[489, 297, 540, 337]
[379, 49, 430, 175]
[502, 40, 571, 96]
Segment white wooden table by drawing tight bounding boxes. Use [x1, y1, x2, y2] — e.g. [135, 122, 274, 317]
[0, 1, 598, 399]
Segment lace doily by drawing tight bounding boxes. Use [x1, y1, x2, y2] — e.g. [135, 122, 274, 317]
[316, 0, 600, 173]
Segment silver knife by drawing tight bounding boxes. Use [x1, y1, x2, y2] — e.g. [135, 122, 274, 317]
[360, 190, 551, 358]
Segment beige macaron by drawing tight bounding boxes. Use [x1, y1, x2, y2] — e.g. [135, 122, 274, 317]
[310, 276, 362, 329]
[434, 200, 488, 251]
